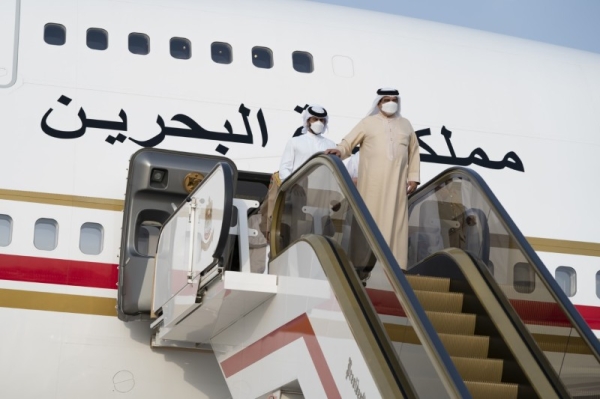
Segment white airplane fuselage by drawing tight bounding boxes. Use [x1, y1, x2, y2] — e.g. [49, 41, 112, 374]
[0, 0, 599, 397]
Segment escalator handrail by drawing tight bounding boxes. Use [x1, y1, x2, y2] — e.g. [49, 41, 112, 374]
[287, 235, 416, 399]
[271, 153, 472, 399]
[418, 248, 567, 398]
[409, 166, 600, 363]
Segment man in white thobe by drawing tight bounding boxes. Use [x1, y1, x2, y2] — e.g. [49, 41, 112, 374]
[260, 105, 336, 237]
[279, 105, 336, 180]
[327, 88, 420, 269]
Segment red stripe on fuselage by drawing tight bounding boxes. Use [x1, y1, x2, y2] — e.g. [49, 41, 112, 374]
[0, 254, 598, 330]
[220, 314, 341, 399]
[567, 304, 600, 330]
[0, 253, 118, 289]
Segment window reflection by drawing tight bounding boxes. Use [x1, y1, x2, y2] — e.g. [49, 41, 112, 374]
[170, 37, 191, 59]
[252, 46, 273, 69]
[212, 42, 232, 64]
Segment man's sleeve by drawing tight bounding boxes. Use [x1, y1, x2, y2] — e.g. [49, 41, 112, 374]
[278, 139, 295, 181]
[337, 120, 366, 159]
[407, 127, 421, 183]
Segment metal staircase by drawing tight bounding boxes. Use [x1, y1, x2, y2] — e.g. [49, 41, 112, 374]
[405, 272, 538, 398]
[115, 150, 600, 398]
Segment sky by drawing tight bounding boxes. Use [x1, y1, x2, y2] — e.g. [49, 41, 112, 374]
[313, 0, 600, 54]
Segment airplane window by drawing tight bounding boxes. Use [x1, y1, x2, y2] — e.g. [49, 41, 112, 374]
[87, 28, 108, 51]
[555, 266, 577, 297]
[596, 271, 600, 299]
[513, 262, 535, 294]
[170, 37, 191, 59]
[252, 46, 273, 69]
[292, 51, 313, 73]
[44, 23, 66, 46]
[211, 42, 232, 64]
[0, 214, 12, 247]
[80, 222, 104, 255]
[34, 218, 58, 251]
[129, 33, 149, 55]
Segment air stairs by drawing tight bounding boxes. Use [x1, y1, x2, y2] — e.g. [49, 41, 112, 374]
[117, 150, 600, 398]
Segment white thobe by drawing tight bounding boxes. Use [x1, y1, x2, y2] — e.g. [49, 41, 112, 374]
[337, 113, 420, 269]
[279, 133, 336, 180]
[344, 152, 360, 179]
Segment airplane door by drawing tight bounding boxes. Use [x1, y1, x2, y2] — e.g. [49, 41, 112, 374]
[117, 148, 237, 321]
[0, 0, 19, 88]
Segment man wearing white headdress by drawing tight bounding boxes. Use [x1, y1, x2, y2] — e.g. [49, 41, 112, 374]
[326, 89, 420, 269]
[259, 105, 336, 238]
[279, 105, 336, 180]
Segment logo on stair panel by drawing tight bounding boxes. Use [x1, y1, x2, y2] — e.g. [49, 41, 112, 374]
[346, 357, 367, 399]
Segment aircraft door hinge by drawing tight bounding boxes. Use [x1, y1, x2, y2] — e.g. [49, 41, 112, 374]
[188, 198, 197, 223]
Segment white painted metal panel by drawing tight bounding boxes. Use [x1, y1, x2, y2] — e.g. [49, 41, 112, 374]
[212, 241, 383, 399]
[0, 0, 18, 87]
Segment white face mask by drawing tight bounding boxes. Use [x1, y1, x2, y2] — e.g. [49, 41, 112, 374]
[381, 101, 398, 115]
[310, 121, 325, 134]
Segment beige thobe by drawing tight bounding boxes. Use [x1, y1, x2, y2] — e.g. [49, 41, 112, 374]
[337, 113, 420, 269]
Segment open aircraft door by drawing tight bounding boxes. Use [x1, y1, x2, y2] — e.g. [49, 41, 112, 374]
[117, 148, 237, 321]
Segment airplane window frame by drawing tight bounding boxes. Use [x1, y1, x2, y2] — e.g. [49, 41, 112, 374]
[128, 32, 150, 55]
[292, 51, 314, 73]
[555, 266, 577, 297]
[87, 27, 109, 51]
[211, 42, 233, 64]
[596, 271, 600, 299]
[170, 37, 192, 60]
[332, 55, 354, 78]
[79, 222, 104, 255]
[513, 262, 535, 294]
[0, 214, 12, 247]
[34, 218, 59, 251]
[44, 23, 67, 46]
[252, 46, 273, 69]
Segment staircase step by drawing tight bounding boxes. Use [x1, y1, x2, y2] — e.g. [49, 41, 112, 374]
[464, 381, 520, 399]
[452, 356, 504, 383]
[426, 311, 477, 335]
[413, 290, 464, 313]
[406, 274, 451, 292]
[439, 333, 489, 358]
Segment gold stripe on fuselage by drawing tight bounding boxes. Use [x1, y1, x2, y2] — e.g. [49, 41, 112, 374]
[527, 237, 600, 257]
[0, 288, 117, 316]
[0, 188, 124, 211]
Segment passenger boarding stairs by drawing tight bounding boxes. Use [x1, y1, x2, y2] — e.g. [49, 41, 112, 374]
[117, 149, 600, 398]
